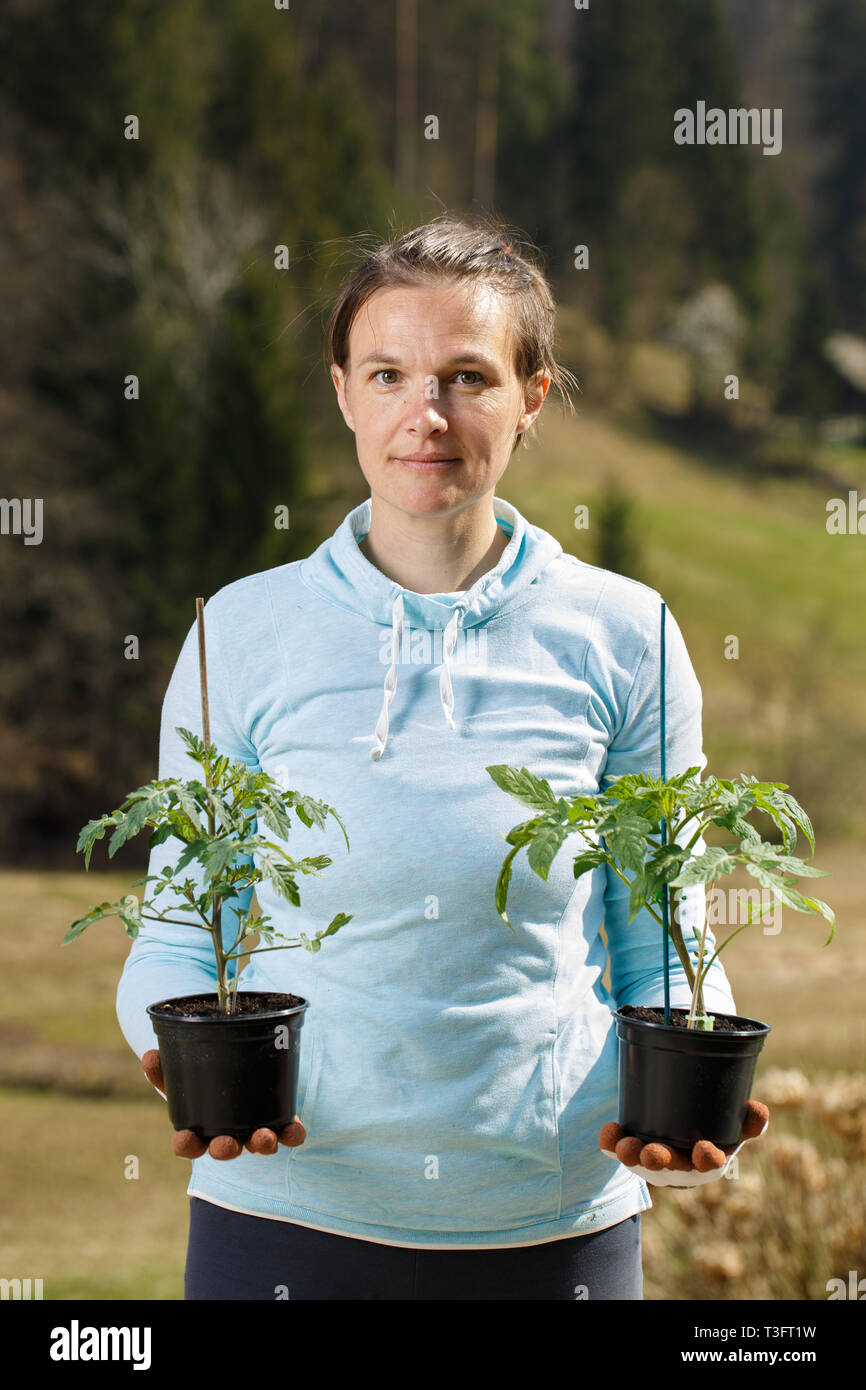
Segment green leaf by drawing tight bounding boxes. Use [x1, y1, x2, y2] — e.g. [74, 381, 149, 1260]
[669, 845, 738, 887]
[295, 855, 333, 874]
[61, 902, 118, 945]
[200, 837, 245, 880]
[125, 796, 159, 839]
[566, 795, 602, 824]
[571, 848, 609, 880]
[614, 796, 661, 826]
[107, 817, 137, 859]
[776, 789, 815, 854]
[321, 912, 353, 938]
[493, 842, 522, 929]
[177, 727, 206, 762]
[269, 864, 302, 907]
[669, 765, 704, 786]
[173, 837, 210, 873]
[751, 877, 835, 939]
[117, 895, 142, 940]
[627, 872, 651, 924]
[486, 765, 559, 814]
[643, 844, 691, 899]
[295, 913, 354, 954]
[146, 821, 174, 851]
[743, 843, 829, 877]
[177, 787, 204, 833]
[292, 795, 329, 832]
[505, 816, 545, 848]
[741, 859, 782, 893]
[800, 896, 836, 942]
[603, 812, 654, 875]
[259, 801, 291, 840]
[326, 805, 352, 853]
[526, 821, 568, 881]
[749, 794, 798, 854]
[76, 816, 117, 870]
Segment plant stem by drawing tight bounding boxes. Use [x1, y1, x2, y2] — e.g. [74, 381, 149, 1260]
[225, 943, 303, 958]
[140, 913, 212, 930]
[606, 862, 702, 1000]
[692, 894, 778, 998]
[687, 905, 712, 1027]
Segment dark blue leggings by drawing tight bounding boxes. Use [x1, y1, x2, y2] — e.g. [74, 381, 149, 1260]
[184, 1197, 643, 1300]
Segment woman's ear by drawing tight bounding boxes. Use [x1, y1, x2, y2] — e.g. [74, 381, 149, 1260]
[516, 369, 550, 437]
[331, 363, 356, 433]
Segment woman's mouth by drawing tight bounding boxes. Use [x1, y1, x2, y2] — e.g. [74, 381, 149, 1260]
[394, 455, 461, 470]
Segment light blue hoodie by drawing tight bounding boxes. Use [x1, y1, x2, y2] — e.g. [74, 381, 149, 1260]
[115, 495, 737, 1249]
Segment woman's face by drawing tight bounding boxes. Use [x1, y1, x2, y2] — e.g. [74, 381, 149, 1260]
[330, 280, 549, 519]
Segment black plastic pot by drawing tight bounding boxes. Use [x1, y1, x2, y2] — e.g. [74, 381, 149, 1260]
[613, 1007, 771, 1149]
[146, 992, 308, 1142]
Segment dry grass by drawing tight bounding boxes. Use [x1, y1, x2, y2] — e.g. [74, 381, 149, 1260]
[0, 1086, 187, 1300]
[642, 1067, 866, 1300]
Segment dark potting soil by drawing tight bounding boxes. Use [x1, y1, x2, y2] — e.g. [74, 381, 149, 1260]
[619, 1005, 755, 1033]
[151, 992, 304, 1019]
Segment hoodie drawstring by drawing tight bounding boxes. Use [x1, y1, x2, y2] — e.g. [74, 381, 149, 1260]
[370, 594, 465, 759]
[440, 603, 463, 731]
[370, 592, 404, 760]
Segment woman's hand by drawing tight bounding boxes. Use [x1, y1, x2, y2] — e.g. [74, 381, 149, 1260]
[598, 1099, 769, 1187]
[141, 1048, 307, 1160]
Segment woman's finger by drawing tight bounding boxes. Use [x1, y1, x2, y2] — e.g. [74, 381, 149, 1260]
[141, 1048, 164, 1092]
[640, 1142, 694, 1172]
[208, 1135, 244, 1160]
[246, 1128, 279, 1155]
[598, 1121, 623, 1152]
[613, 1135, 645, 1166]
[171, 1129, 207, 1159]
[692, 1139, 727, 1171]
[741, 1100, 769, 1139]
[277, 1115, 307, 1148]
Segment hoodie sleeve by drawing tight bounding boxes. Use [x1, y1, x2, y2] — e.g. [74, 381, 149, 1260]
[599, 597, 738, 1016]
[115, 597, 260, 1061]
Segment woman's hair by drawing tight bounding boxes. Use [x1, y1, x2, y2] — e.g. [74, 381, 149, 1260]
[324, 214, 578, 452]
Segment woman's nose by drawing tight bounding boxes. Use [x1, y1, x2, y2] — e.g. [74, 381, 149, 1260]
[401, 379, 450, 428]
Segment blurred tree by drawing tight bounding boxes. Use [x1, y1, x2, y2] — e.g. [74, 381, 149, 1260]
[594, 479, 645, 585]
[775, 261, 848, 426]
[563, 0, 763, 332]
[807, 0, 866, 329]
[0, 147, 162, 865]
[0, 0, 395, 860]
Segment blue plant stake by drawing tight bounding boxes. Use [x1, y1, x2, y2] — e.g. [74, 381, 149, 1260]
[660, 600, 671, 1027]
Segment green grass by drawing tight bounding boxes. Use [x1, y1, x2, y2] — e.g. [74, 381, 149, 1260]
[517, 408, 866, 683]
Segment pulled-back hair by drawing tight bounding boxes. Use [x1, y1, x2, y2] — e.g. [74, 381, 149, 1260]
[324, 214, 578, 452]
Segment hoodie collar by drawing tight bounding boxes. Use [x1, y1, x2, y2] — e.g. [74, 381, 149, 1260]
[299, 495, 563, 758]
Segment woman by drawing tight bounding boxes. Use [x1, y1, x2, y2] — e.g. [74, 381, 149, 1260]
[117, 216, 743, 1300]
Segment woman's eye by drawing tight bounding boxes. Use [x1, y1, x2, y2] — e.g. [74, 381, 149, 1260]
[371, 369, 484, 386]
